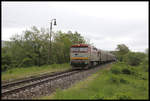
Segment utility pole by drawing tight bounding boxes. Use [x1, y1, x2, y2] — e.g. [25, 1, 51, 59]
[47, 19, 57, 64]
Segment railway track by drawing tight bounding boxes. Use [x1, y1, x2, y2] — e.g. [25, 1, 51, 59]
[2, 62, 114, 99]
[1, 69, 82, 98]
[2, 69, 72, 89]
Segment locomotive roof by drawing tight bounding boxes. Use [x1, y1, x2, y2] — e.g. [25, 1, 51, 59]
[71, 44, 89, 47]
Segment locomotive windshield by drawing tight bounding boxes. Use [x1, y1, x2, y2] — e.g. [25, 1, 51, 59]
[71, 47, 88, 52]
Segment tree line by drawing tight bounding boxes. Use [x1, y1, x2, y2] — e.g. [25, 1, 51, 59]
[2, 26, 148, 72]
[2, 26, 88, 71]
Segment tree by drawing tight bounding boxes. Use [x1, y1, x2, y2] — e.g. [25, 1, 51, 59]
[52, 30, 87, 63]
[115, 44, 130, 61]
[145, 48, 148, 55]
[116, 44, 130, 54]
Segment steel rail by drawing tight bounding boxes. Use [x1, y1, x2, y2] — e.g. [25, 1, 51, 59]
[2, 70, 80, 96]
[2, 69, 73, 89]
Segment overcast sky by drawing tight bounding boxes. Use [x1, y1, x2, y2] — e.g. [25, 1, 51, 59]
[2, 1, 148, 52]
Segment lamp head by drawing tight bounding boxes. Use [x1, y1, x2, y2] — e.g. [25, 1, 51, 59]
[54, 19, 57, 26]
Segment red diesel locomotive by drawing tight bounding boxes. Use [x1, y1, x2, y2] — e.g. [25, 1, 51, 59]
[70, 44, 116, 69]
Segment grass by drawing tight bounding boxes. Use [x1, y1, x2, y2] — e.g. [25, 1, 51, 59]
[2, 63, 71, 81]
[40, 62, 149, 100]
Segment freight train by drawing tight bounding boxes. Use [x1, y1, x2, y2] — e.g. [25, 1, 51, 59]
[70, 44, 116, 69]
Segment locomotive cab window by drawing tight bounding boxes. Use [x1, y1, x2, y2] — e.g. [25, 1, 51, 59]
[71, 48, 79, 51]
[80, 47, 88, 51]
[71, 47, 88, 52]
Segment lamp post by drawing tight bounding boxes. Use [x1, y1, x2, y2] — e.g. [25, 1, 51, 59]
[48, 19, 57, 64]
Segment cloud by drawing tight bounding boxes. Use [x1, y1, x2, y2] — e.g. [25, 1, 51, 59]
[2, 27, 25, 41]
[2, 2, 148, 52]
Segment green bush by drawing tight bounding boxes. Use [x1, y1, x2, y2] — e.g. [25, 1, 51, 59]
[111, 67, 121, 74]
[90, 93, 105, 99]
[20, 57, 33, 67]
[112, 92, 132, 99]
[2, 54, 12, 71]
[140, 57, 149, 72]
[110, 62, 135, 75]
[121, 68, 131, 75]
[110, 62, 123, 74]
[120, 78, 129, 84]
[109, 74, 120, 84]
[2, 64, 10, 72]
[123, 52, 146, 66]
[109, 73, 129, 84]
